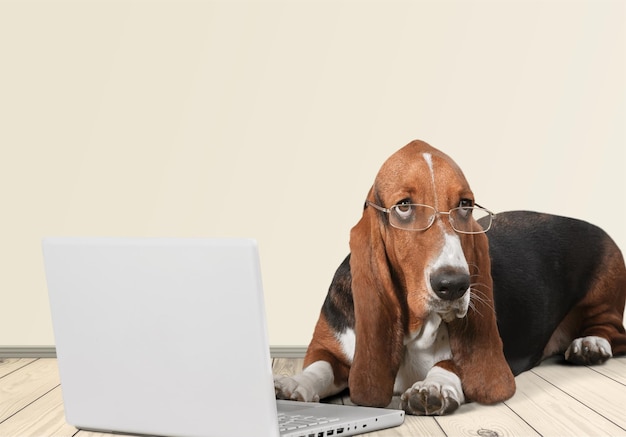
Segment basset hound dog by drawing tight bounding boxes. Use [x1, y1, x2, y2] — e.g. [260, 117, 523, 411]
[274, 140, 626, 416]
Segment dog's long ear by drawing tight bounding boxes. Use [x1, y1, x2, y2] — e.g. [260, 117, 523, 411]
[348, 197, 405, 408]
[448, 231, 516, 404]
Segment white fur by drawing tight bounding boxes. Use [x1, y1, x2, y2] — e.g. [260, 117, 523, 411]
[429, 233, 468, 274]
[337, 328, 356, 363]
[422, 152, 437, 205]
[394, 313, 453, 394]
[274, 361, 342, 402]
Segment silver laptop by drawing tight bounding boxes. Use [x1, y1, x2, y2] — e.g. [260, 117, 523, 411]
[43, 237, 405, 437]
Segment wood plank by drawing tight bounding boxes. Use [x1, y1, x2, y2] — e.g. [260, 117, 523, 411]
[0, 359, 61, 423]
[506, 370, 626, 437]
[0, 386, 77, 437]
[608, 356, 626, 368]
[587, 356, 626, 385]
[532, 360, 626, 429]
[435, 401, 541, 437]
[272, 357, 304, 376]
[365, 416, 445, 437]
[0, 358, 37, 379]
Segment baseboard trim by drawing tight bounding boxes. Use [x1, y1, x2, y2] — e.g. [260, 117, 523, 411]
[0, 346, 57, 358]
[269, 346, 307, 358]
[0, 345, 307, 359]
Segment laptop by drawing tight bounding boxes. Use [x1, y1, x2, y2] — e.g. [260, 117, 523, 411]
[43, 237, 405, 437]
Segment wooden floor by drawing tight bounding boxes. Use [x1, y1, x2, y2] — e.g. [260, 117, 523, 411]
[1, 356, 625, 437]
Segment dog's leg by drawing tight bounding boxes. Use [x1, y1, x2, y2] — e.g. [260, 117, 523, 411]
[274, 360, 347, 402]
[400, 360, 464, 416]
[275, 314, 351, 402]
[565, 245, 626, 365]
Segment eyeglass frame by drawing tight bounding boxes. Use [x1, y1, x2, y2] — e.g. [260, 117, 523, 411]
[366, 201, 495, 234]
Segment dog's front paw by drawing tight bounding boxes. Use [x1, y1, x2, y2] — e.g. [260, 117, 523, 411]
[565, 336, 612, 365]
[401, 382, 460, 416]
[274, 374, 320, 402]
[400, 367, 464, 416]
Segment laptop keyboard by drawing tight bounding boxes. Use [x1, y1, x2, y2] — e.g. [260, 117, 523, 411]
[277, 412, 340, 433]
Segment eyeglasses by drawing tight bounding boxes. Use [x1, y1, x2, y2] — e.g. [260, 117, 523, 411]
[366, 201, 495, 234]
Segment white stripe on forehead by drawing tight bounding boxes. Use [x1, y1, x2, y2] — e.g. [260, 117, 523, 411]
[422, 151, 450, 233]
[422, 152, 438, 206]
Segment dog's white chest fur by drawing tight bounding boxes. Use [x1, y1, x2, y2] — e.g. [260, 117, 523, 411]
[394, 312, 452, 394]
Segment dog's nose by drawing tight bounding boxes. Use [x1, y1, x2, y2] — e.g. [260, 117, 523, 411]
[430, 270, 470, 301]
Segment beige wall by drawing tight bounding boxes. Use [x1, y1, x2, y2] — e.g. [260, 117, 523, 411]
[1, 1, 624, 347]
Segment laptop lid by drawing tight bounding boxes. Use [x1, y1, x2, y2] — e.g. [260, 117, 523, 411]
[43, 237, 405, 437]
[44, 237, 279, 437]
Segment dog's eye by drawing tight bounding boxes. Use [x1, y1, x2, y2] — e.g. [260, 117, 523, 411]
[459, 199, 474, 209]
[394, 200, 414, 221]
[455, 199, 474, 219]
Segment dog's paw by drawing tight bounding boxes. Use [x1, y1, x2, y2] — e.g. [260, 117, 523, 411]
[274, 374, 320, 402]
[565, 336, 612, 365]
[401, 381, 461, 416]
[400, 367, 464, 416]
